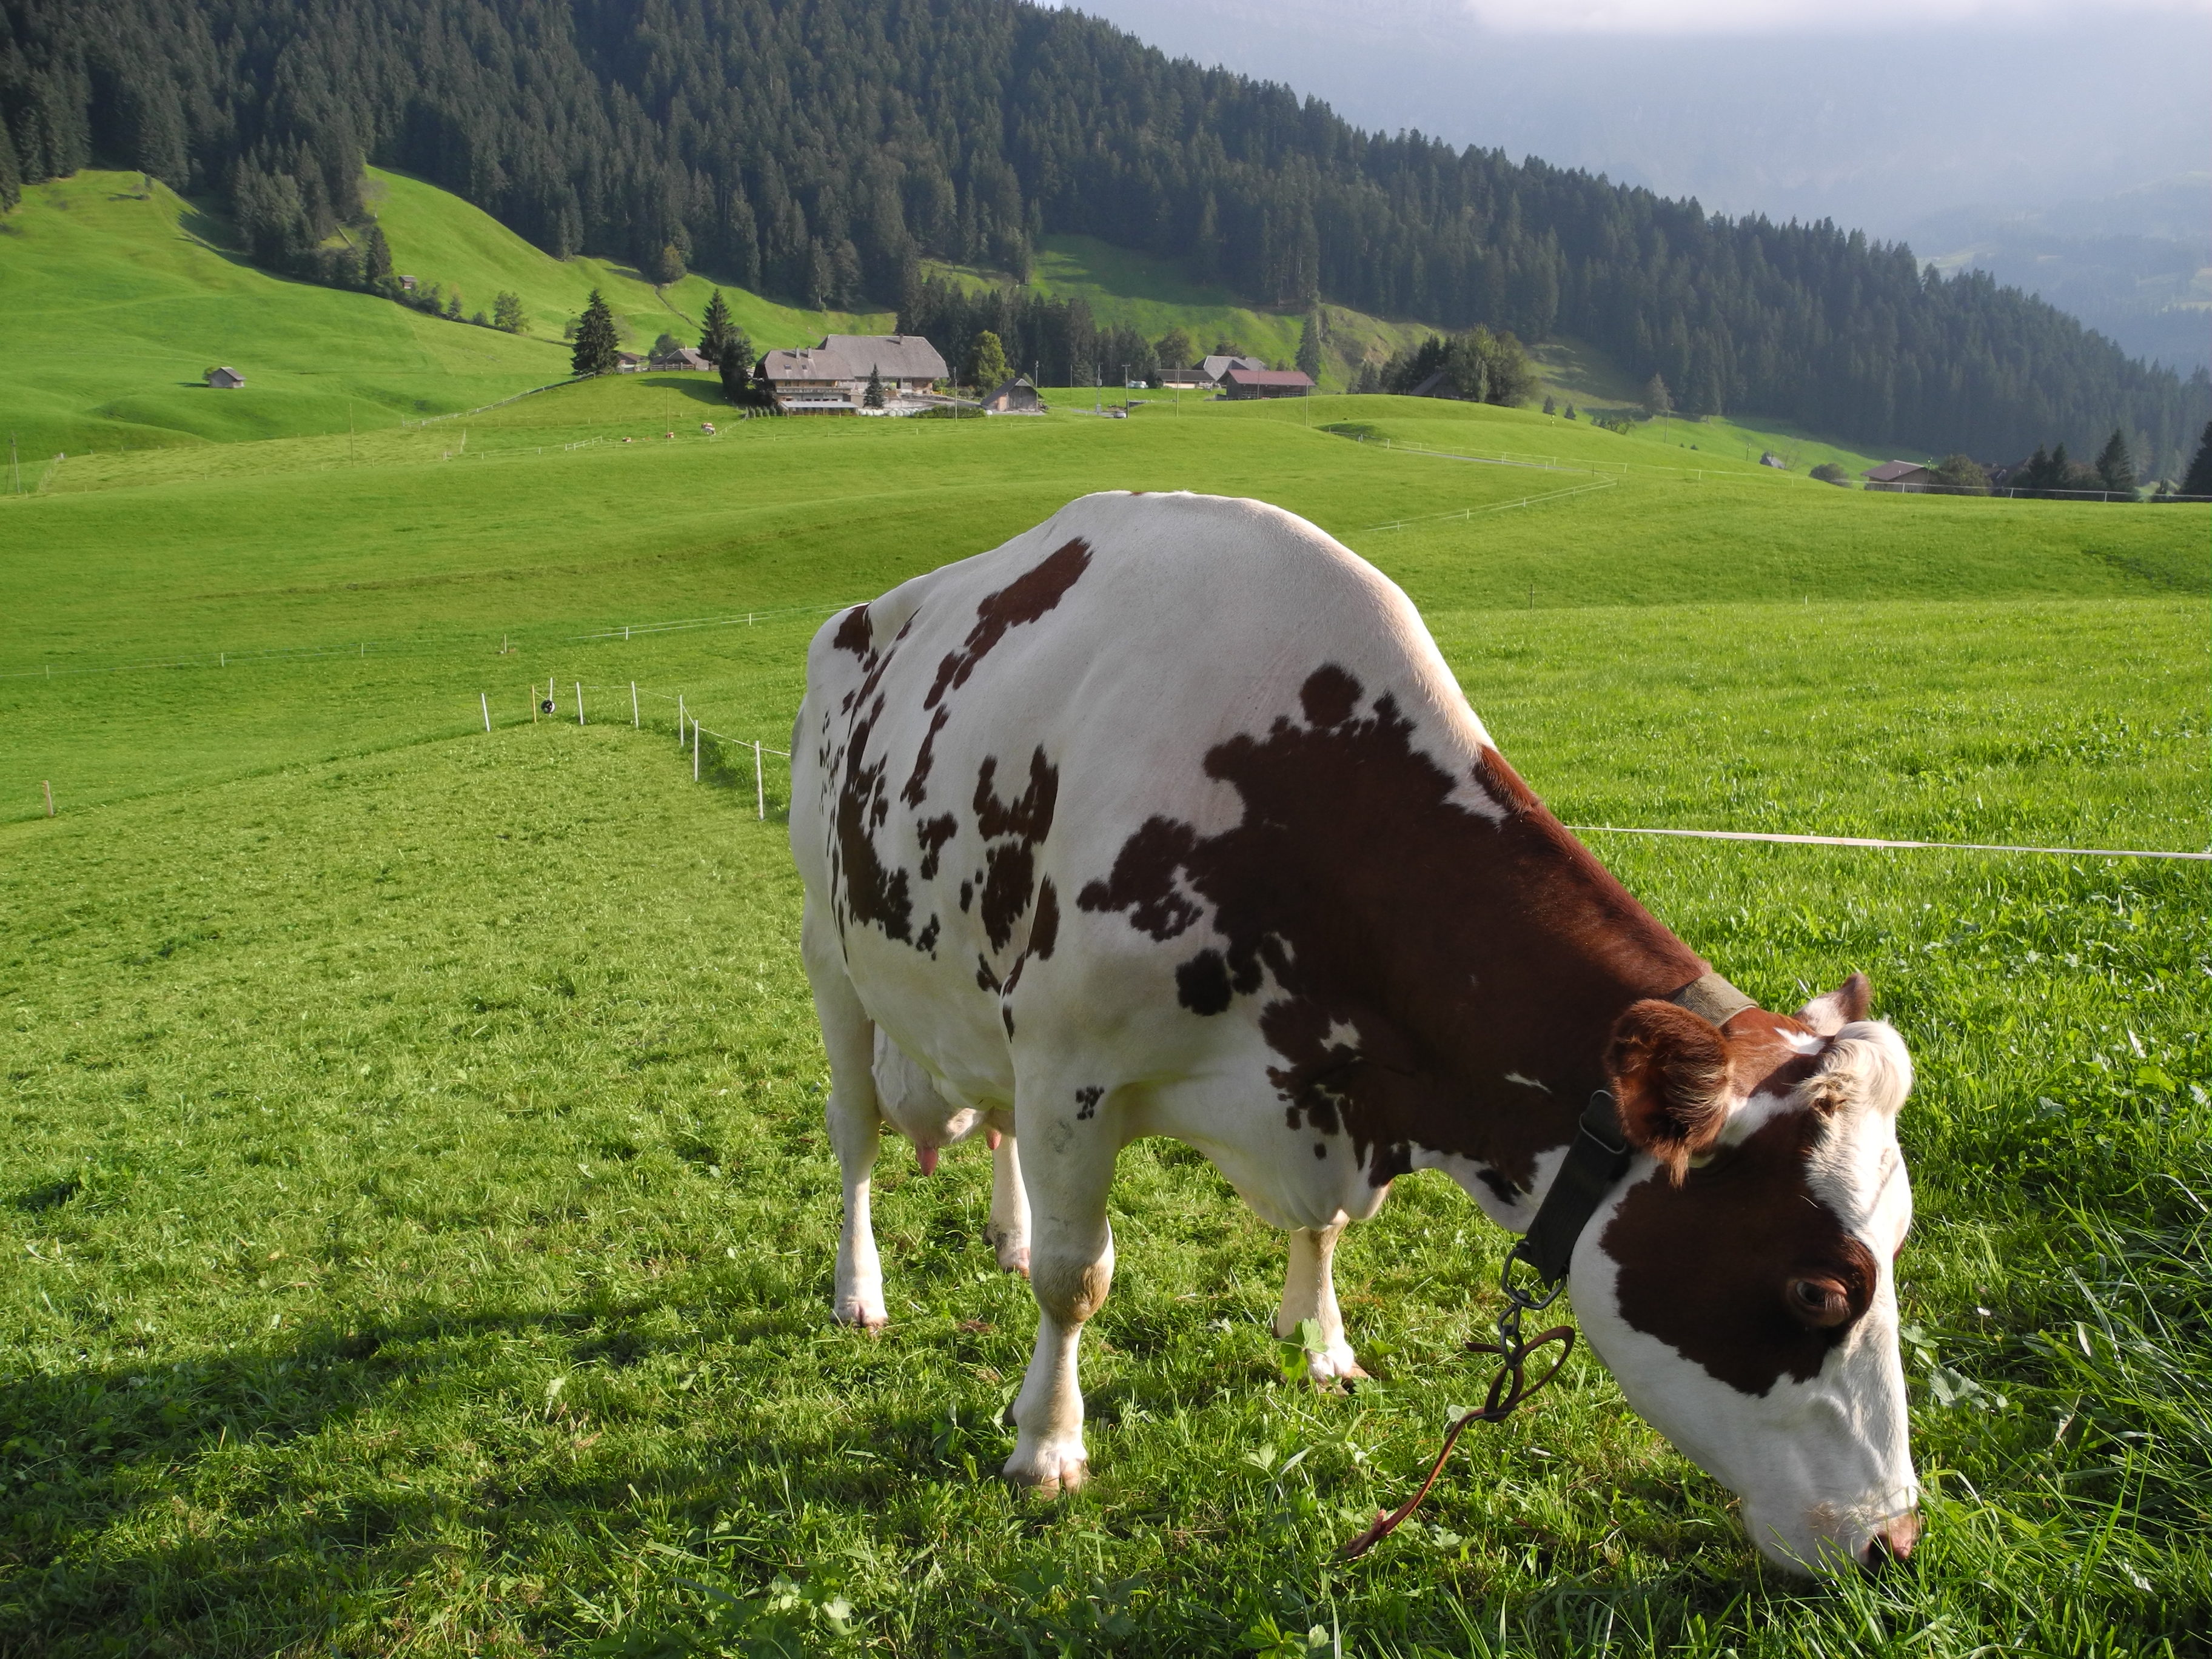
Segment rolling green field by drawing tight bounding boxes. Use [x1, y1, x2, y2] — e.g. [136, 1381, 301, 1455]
[2, 383, 2209, 1656]
[0, 169, 891, 461]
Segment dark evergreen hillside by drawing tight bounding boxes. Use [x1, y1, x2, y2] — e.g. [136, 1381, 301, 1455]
[4, 0, 2204, 464]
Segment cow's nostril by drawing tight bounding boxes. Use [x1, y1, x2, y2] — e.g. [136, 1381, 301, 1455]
[1862, 1513, 1920, 1572]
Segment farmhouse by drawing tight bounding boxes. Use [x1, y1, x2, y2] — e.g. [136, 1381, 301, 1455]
[981, 375, 1046, 414]
[758, 334, 950, 414]
[614, 351, 646, 374]
[1196, 352, 1267, 387]
[1863, 460, 1934, 491]
[1220, 366, 1314, 400]
[649, 345, 712, 372]
[205, 366, 244, 389]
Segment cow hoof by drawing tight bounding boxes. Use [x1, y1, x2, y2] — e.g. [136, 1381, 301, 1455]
[833, 1302, 888, 1333]
[1003, 1443, 1089, 1495]
[1306, 1345, 1369, 1386]
[998, 1244, 1031, 1278]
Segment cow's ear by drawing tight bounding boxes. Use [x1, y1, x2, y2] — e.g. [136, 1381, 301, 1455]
[1794, 971, 1871, 1037]
[1606, 999, 1735, 1183]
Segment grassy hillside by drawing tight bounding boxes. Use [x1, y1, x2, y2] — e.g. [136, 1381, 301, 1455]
[2, 375, 2207, 1653]
[361, 168, 893, 359]
[0, 171, 568, 458]
[0, 169, 894, 461]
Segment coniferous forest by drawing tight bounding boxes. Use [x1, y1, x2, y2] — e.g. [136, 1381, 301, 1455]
[4, 0, 2205, 465]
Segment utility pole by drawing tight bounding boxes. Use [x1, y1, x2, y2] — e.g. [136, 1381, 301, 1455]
[8, 433, 17, 494]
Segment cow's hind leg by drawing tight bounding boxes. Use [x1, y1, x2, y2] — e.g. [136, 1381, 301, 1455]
[1275, 1222, 1367, 1383]
[986, 1126, 1031, 1276]
[801, 900, 887, 1330]
[1004, 1098, 1118, 1494]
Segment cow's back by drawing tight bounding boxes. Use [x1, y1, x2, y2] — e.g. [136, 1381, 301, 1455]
[791, 491, 1494, 1124]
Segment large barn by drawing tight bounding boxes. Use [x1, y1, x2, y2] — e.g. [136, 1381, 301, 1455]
[757, 335, 950, 414]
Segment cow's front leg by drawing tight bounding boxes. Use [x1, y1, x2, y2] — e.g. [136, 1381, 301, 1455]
[1004, 1109, 1116, 1494]
[1276, 1222, 1367, 1383]
[985, 1126, 1031, 1276]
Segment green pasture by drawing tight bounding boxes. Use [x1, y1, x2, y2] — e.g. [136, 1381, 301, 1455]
[0, 169, 891, 463]
[2, 379, 2209, 1655]
[361, 169, 894, 360]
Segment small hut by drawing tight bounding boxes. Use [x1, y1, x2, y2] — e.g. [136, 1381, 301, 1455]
[982, 375, 1046, 414]
[206, 366, 245, 389]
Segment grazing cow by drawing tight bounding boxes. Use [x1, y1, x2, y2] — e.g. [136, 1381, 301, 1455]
[790, 492, 1919, 1573]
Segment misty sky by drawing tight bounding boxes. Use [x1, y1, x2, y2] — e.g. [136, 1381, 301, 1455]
[1065, 0, 2211, 238]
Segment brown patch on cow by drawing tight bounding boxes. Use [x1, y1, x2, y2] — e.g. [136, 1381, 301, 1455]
[1076, 663, 1704, 1187]
[975, 955, 1002, 993]
[1030, 879, 1061, 959]
[916, 814, 957, 880]
[925, 537, 1093, 711]
[831, 605, 873, 655]
[831, 712, 912, 943]
[1603, 1107, 1878, 1396]
[1078, 819, 1203, 940]
[1074, 1085, 1104, 1120]
[958, 880, 973, 913]
[917, 916, 940, 955]
[974, 749, 1059, 953]
[901, 707, 951, 806]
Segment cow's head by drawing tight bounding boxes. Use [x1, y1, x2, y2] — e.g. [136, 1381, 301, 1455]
[1569, 974, 1919, 1574]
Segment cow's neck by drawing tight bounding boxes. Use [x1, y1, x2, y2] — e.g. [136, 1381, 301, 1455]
[1355, 743, 1709, 1199]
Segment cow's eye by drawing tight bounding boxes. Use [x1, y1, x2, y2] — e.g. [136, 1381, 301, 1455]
[1785, 1276, 1852, 1329]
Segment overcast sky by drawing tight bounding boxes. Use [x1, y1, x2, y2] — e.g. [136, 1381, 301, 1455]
[1065, 0, 2212, 238]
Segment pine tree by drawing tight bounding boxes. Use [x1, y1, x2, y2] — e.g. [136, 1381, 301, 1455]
[965, 330, 1010, 390]
[1543, 395, 1556, 415]
[2182, 421, 2212, 497]
[718, 329, 758, 404]
[1642, 374, 1672, 420]
[651, 243, 686, 286]
[571, 289, 620, 377]
[444, 290, 463, 321]
[362, 224, 393, 286]
[864, 364, 886, 409]
[699, 290, 736, 366]
[492, 292, 525, 333]
[2094, 429, 2136, 496]
[1295, 310, 1322, 380]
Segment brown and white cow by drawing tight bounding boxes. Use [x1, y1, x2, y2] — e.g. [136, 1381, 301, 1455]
[789, 492, 1920, 1574]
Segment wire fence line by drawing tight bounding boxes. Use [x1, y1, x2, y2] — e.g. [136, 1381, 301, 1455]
[1572, 824, 2212, 862]
[1363, 476, 1621, 531]
[510, 677, 2209, 862]
[519, 675, 791, 820]
[571, 602, 856, 643]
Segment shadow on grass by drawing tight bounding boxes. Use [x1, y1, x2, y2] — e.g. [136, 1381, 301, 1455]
[0, 1284, 859, 1652]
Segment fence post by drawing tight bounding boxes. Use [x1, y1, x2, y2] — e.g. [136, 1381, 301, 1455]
[678, 694, 685, 746]
[481, 692, 491, 732]
[43, 780, 54, 817]
[754, 740, 765, 819]
[631, 682, 639, 726]
[575, 682, 585, 726]
[694, 720, 701, 782]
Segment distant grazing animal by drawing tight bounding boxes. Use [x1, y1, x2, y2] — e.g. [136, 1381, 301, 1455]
[789, 492, 1920, 1574]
